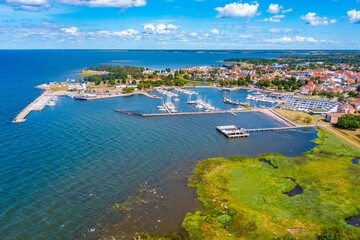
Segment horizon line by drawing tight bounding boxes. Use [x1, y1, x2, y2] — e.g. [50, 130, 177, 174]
[0, 49, 360, 51]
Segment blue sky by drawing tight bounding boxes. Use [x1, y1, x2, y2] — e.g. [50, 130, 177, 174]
[0, 0, 359, 49]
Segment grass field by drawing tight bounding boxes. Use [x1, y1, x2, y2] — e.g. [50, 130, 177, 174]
[181, 129, 360, 240]
[273, 108, 328, 126]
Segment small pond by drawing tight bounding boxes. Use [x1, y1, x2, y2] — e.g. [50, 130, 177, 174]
[346, 214, 360, 228]
[259, 159, 277, 169]
[284, 178, 304, 197]
[352, 158, 359, 165]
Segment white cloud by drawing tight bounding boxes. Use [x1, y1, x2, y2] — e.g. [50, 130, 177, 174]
[265, 35, 320, 43]
[190, 32, 198, 37]
[55, 0, 146, 8]
[144, 24, 178, 34]
[5, 0, 51, 11]
[306, 37, 318, 43]
[282, 8, 292, 13]
[261, 17, 281, 22]
[215, 2, 259, 18]
[300, 12, 336, 26]
[166, 24, 178, 30]
[347, 9, 360, 23]
[60, 27, 80, 36]
[239, 34, 253, 38]
[210, 28, 219, 34]
[267, 4, 282, 14]
[113, 29, 139, 37]
[268, 28, 292, 33]
[273, 15, 285, 19]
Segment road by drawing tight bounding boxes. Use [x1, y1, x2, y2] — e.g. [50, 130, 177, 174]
[322, 126, 360, 151]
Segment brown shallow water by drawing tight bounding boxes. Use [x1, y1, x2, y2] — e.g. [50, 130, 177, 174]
[79, 159, 202, 239]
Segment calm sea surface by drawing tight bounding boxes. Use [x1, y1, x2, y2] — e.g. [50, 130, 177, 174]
[0, 50, 318, 239]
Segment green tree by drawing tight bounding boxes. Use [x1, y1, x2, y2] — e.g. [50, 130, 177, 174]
[246, 74, 251, 83]
[122, 87, 135, 93]
[335, 114, 360, 129]
[338, 95, 346, 102]
[348, 91, 356, 97]
[304, 116, 313, 124]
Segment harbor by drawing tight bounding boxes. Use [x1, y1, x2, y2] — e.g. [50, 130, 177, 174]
[12, 91, 62, 123]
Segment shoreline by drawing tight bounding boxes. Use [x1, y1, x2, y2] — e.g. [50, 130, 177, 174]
[137, 128, 360, 240]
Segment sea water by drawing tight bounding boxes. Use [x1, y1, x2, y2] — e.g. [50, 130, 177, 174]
[0, 50, 317, 239]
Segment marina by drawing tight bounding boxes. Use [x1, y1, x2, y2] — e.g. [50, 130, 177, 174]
[246, 94, 283, 104]
[4, 49, 352, 240]
[174, 88, 198, 95]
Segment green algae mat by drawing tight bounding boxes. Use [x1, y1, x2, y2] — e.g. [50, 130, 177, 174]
[182, 129, 360, 240]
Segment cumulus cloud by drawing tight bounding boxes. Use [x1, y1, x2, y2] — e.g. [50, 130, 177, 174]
[347, 9, 360, 23]
[265, 35, 319, 43]
[55, 0, 146, 8]
[215, 2, 259, 18]
[5, 0, 51, 11]
[60, 27, 80, 36]
[300, 12, 336, 26]
[267, 4, 282, 14]
[189, 32, 198, 37]
[210, 28, 219, 34]
[144, 24, 179, 34]
[113, 29, 139, 37]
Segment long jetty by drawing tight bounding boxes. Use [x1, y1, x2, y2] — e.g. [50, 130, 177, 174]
[115, 109, 256, 117]
[12, 91, 51, 123]
[246, 125, 319, 132]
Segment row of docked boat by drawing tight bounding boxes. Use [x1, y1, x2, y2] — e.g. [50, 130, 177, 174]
[246, 94, 281, 104]
[187, 95, 216, 111]
[47, 96, 58, 107]
[174, 88, 198, 96]
[157, 96, 178, 113]
[157, 90, 179, 97]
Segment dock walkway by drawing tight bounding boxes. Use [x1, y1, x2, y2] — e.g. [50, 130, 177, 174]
[115, 109, 255, 117]
[217, 124, 322, 138]
[12, 91, 51, 123]
[246, 125, 319, 132]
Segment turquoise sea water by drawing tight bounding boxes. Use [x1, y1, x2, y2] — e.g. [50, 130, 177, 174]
[0, 50, 318, 239]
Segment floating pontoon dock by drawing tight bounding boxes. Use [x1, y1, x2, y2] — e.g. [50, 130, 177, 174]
[217, 125, 250, 138]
